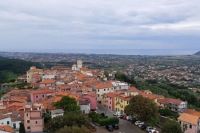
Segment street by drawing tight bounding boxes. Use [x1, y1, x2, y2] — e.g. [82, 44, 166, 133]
[95, 104, 145, 133]
[95, 119, 145, 133]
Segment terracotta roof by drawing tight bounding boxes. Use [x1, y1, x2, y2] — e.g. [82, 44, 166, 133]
[0, 125, 14, 133]
[184, 109, 200, 117]
[40, 79, 55, 84]
[129, 86, 141, 93]
[140, 91, 164, 100]
[95, 81, 113, 89]
[106, 92, 119, 98]
[178, 113, 199, 125]
[31, 89, 54, 95]
[7, 102, 25, 108]
[118, 95, 131, 101]
[0, 115, 9, 120]
[158, 98, 183, 105]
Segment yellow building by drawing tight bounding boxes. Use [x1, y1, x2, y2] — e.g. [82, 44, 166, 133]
[114, 91, 139, 113]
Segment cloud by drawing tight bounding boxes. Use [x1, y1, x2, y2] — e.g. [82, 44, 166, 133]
[0, 0, 200, 53]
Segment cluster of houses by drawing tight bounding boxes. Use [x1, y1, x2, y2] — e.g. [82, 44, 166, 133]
[0, 60, 199, 133]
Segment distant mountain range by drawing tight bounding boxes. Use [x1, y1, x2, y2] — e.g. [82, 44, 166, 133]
[194, 51, 200, 55]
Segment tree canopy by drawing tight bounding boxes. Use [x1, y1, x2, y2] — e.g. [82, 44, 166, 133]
[162, 120, 182, 133]
[56, 126, 91, 133]
[0, 56, 41, 83]
[46, 112, 89, 132]
[54, 96, 80, 112]
[125, 95, 159, 124]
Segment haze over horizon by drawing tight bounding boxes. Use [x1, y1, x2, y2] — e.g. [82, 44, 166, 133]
[0, 0, 200, 55]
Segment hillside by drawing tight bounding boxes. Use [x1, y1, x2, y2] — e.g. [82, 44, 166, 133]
[194, 51, 200, 55]
[0, 56, 40, 83]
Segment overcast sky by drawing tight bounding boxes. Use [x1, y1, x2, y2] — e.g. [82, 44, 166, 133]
[0, 0, 200, 54]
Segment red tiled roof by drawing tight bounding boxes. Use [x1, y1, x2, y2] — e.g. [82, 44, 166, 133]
[184, 109, 200, 117]
[95, 81, 113, 89]
[31, 89, 54, 95]
[178, 113, 199, 125]
[158, 98, 183, 105]
[106, 92, 119, 98]
[0, 125, 14, 133]
[118, 94, 131, 101]
[40, 79, 55, 84]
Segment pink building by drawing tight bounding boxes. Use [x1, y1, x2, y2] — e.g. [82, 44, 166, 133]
[24, 105, 44, 133]
[39, 79, 55, 89]
[30, 89, 55, 103]
[82, 93, 97, 111]
[105, 92, 117, 111]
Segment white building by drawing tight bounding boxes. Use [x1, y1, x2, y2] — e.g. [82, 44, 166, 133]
[42, 74, 55, 80]
[0, 116, 12, 127]
[79, 100, 91, 114]
[0, 115, 21, 131]
[50, 109, 64, 118]
[95, 81, 114, 102]
[77, 60, 83, 69]
[112, 81, 129, 90]
[72, 60, 83, 71]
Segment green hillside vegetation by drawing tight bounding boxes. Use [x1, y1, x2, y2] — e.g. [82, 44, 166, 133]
[115, 72, 200, 109]
[0, 56, 40, 83]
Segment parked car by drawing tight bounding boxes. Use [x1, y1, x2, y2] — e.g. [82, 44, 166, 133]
[113, 112, 124, 118]
[140, 124, 147, 130]
[138, 123, 145, 128]
[146, 126, 156, 132]
[113, 111, 120, 116]
[112, 124, 119, 130]
[106, 125, 114, 132]
[135, 121, 144, 126]
[149, 129, 159, 133]
[126, 115, 133, 121]
[131, 118, 138, 124]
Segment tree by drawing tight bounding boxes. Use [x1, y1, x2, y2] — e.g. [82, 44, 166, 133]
[43, 109, 51, 123]
[54, 96, 80, 112]
[19, 123, 25, 133]
[162, 120, 182, 133]
[46, 112, 89, 132]
[159, 108, 179, 119]
[56, 126, 91, 133]
[115, 72, 136, 85]
[124, 95, 159, 124]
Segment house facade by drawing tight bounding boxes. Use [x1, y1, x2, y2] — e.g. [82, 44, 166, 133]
[24, 105, 44, 133]
[30, 89, 55, 103]
[178, 113, 200, 133]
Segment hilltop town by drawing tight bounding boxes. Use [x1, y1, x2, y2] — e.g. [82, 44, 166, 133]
[0, 59, 199, 133]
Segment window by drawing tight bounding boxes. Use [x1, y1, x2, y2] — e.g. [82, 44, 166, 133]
[26, 113, 28, 117]
[190, 125, 192, 129]
[104, 89, 105, 91]
[27, 120, 30, 123]
[7, 121, 9, 125]
[35, 121, 38, 124]
[36, 95, 38, 98]
[27, 126, 30, 129]
[42, 94, 45, 98]
[13, 123, 16, 129]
